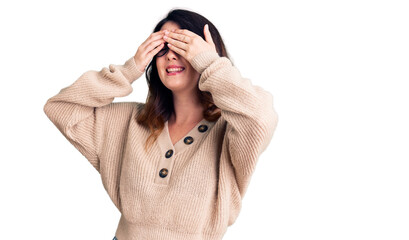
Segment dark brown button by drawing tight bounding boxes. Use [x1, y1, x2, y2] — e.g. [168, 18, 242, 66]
[165, 149, 173, 158]
[184, 136, 194, 145]
[159, 168, 168, 178]
[198, 124, 208, 132]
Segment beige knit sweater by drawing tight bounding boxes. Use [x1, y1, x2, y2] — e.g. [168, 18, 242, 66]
[43, 50, 278, 240]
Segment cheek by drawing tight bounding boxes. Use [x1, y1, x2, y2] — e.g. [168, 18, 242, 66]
[183, 64, 198, 76]
[186, 69, 201, 84]
[188, 68, 200, 79]
[156, 59, 165, 76]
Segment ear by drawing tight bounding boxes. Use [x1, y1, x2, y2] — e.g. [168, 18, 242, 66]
[204, 24, 214, 45]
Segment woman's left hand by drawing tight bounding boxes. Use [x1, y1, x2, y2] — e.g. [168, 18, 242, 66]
[163, 24, 217, 63]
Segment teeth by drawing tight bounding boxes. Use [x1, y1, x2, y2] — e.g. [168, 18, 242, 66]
[167, 68, 184, 73]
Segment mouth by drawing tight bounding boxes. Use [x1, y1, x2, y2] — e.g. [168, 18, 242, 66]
[166, 67, 185, 76]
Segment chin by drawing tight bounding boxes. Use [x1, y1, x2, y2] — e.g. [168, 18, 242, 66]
[162, 77, 186, 88]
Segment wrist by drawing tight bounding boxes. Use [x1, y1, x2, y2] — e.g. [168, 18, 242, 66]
[133, 56, 145, 72]
[190, 51, 220, 74]
[123, 56, 145, 84]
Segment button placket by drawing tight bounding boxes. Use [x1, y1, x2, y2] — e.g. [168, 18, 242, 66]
[154, 118, 215, 185]
[173, 121, 211, 154]
[198, 124, 208, 132]
[183, 136, 194, 145]
[155, 126, 176, 184]
[157, 149, 173, 179]
[165, 149, 174, 158]
[159, 168, 168, 178]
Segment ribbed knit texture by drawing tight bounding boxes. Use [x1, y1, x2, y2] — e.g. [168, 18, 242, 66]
[43, 51, 278, 240]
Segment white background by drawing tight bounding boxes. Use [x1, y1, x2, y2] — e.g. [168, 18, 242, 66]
[1, 0, 408, 239]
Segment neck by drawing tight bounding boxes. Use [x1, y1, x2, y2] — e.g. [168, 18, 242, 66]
[170, 90, 204, 125]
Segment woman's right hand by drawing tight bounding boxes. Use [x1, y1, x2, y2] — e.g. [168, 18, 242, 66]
[133, 30, 166, 72]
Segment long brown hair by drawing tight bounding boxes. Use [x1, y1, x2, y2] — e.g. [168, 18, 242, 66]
[136, 8, 232, 153]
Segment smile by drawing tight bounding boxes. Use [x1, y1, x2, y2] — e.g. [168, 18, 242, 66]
[166, 67, 185, 76]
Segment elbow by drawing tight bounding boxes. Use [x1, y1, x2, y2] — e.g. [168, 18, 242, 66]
[43, 98, 56, 120]
[255, 93, 278, 154]
[256, 90, 278, 134]
[269, 107, 279, 134]
[43, 99, 51, 118]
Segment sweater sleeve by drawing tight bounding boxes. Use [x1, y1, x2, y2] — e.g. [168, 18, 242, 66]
[43, 56, 144, 173]
[191, 51, 279, 198]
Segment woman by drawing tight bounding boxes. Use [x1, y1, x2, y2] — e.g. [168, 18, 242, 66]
[44, 8, 278, 240]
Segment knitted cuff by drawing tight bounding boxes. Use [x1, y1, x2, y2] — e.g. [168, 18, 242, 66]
[123, 56, 145, 84]
[190, 51, 221, 74]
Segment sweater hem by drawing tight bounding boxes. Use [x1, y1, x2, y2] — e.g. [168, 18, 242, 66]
[115, 215, 227, 240]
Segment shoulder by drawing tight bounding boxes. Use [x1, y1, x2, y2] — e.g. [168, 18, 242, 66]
[102, 101, 145, 113]
[98, 101, 145, 122]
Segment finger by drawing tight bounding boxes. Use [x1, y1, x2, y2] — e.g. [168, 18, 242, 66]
[141, 31, 165, 48]
[171, 28, 196, 37]
[204, 24, 214, 45]
[146, 32, 165, 45]
[164, 35, 187, 51]
[165, 31, 191, 43]
[148, 42, 165, 57]
[152, 29, 167, 37]
[145, 39, 165, 54]
[167, 43, 186, 57]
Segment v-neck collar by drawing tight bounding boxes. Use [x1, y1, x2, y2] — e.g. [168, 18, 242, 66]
[166, 118, 204, 147]
[154, 117, 217, 185]
[157, 118, 216, 157]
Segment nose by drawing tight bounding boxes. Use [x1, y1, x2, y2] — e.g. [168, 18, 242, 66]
[166, 49, 179, 60]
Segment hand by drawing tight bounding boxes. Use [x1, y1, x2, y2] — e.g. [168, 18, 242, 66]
[163, 24, 217, 64]
[133, 30, 167, 72]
